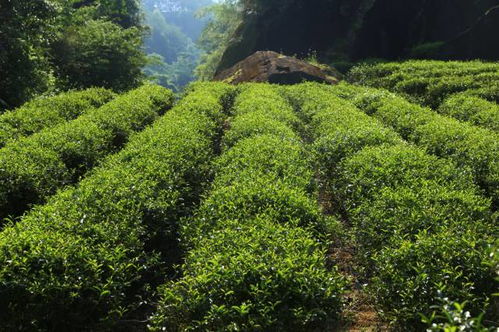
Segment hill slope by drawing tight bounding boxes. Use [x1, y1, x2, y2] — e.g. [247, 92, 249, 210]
[0, 60, 497, 331]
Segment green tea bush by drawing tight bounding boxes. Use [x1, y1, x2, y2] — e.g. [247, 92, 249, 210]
[349, 88, 499, 207]
[293, 83, 496, 328]
[466, 82, 499, 104]
[232, 84, 301, 127]
[0, 88, 115, 147]
[153, 217, 344, 331]
[151, 84, 345, 331]
[0, 83, 233, 330]
[371, 230, 497, 328]
[0, 84, 173, 220]
[336, 145, 492, 254]
[439, 93, 499, 132]
[221, 111, 299, 150]
[286, 84, 402, 178]
[349, 60, 499, 107]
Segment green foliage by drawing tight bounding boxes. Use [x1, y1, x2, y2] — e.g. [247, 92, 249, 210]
[0, 0, 147, 109]
[422, 295, 492, 332]
[439, 93, 499, 132]
[0, 88, 115, 147]
[0, 0, 58, 110]
[0, 85, 173, 220]
[150, 84, 345, 331]
[285, 84, 402, 177]
[343, 86, 499, 208]
[292, 82, 496, 328]
[52, 19, 146, 92]
[195, 1, 242, 79]
[337, 145, 491, 255]
[153, 217, 343, 331]
[348, 60, 499, 108]
[222, 112, 299, 150]
[371, 230, 497, 328]
[0, 83, 232, 330]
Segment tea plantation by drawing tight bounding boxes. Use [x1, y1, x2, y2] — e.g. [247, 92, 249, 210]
[0, 61, 497, 331]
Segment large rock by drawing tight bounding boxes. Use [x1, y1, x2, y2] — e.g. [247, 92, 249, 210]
[213, 51, 341, 85]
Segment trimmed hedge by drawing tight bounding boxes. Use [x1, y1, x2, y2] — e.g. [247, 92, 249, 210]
[0, 83, 234, 330]
[0, 84, 173, 220]
[439, 93, 499, 132]
[327, 83, 499, 208]
[285, 83, 402, 178]
[349, 60, 499, 107]
[371, 230, 497, 327]
[291, 83, 496, 329]
[0, 88, 115, 147]
[336, 145, 492, 254]
[150, 84, 345, 331]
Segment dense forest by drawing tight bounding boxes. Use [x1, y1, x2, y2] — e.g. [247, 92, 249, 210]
[0, 1, 497, 331]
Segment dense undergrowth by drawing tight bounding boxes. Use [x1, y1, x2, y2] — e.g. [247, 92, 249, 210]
[0, 60, 497, 331]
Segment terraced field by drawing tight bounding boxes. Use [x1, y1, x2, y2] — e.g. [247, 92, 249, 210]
[0, 61, 497, 331]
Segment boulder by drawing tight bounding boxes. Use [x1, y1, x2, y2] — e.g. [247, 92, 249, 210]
[213, 51, 341, 85]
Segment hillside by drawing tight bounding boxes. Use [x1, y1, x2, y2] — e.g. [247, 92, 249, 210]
[0, 60, 497, 331]
[215, 0, 499, 72]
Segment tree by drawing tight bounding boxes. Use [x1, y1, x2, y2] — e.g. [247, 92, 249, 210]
[0, 0, 147, 110]
[52, 20, 146, 92]
[0, 0, 58, 110]
[195, 1, 242, 79]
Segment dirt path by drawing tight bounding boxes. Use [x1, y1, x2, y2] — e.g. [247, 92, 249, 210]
[319, 180, 386, 332]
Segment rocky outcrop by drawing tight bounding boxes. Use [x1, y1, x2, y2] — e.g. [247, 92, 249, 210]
[213, 51, 341, 85]
[216, 0, 499, 72]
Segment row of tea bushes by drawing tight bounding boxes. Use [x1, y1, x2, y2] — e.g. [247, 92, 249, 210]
[348, 60, 499, 107]
[350, 60, 499, 80]
[0, 88, 116, 147]
[439, 93, 499, 132]
[327, 83, 499, 209]
[0, 83, 234, 330]
[290, 84, 496, 329]
[0, 85, 174, 220]
[150, 84, 346, 331]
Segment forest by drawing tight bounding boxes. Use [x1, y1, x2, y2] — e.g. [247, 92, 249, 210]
[0, 0, 497, 331]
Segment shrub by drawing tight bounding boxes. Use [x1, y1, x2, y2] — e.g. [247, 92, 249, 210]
[0, 83, 233, 330]
[371, 230, 497, 329]
[439, 93, 499, 132]
[0, 88, 115, 147]
[293, 82, 495, 328]
[150, 84, 345, 331]
[0, 84, 174, 220]
[336, 145, 492, 254]
[350, 88, 499, 207]
[221, 111, 299, 150]
[152, 218, 344, 332]
[348, 60, 499, 107]
[286, 84, 402, 178]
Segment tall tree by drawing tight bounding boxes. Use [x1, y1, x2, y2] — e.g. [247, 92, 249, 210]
[0, 0, 58, 110]
[0, 0, 147, 110]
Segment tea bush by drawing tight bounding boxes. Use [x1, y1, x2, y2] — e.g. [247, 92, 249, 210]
[0, 85, 173, 220]
[337, 145, 492, 254]
[150, 84, 345, 331]
[439, 93, 499, 132]
[349, 60, 499, 107]
[293, 83, 496, 329]
[0, 83, 233, 330]
[285, 84, 402, 178]
[346, 87, 499, 207]
[371, 230, 497, 328]
[0, 88, 115, 147]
